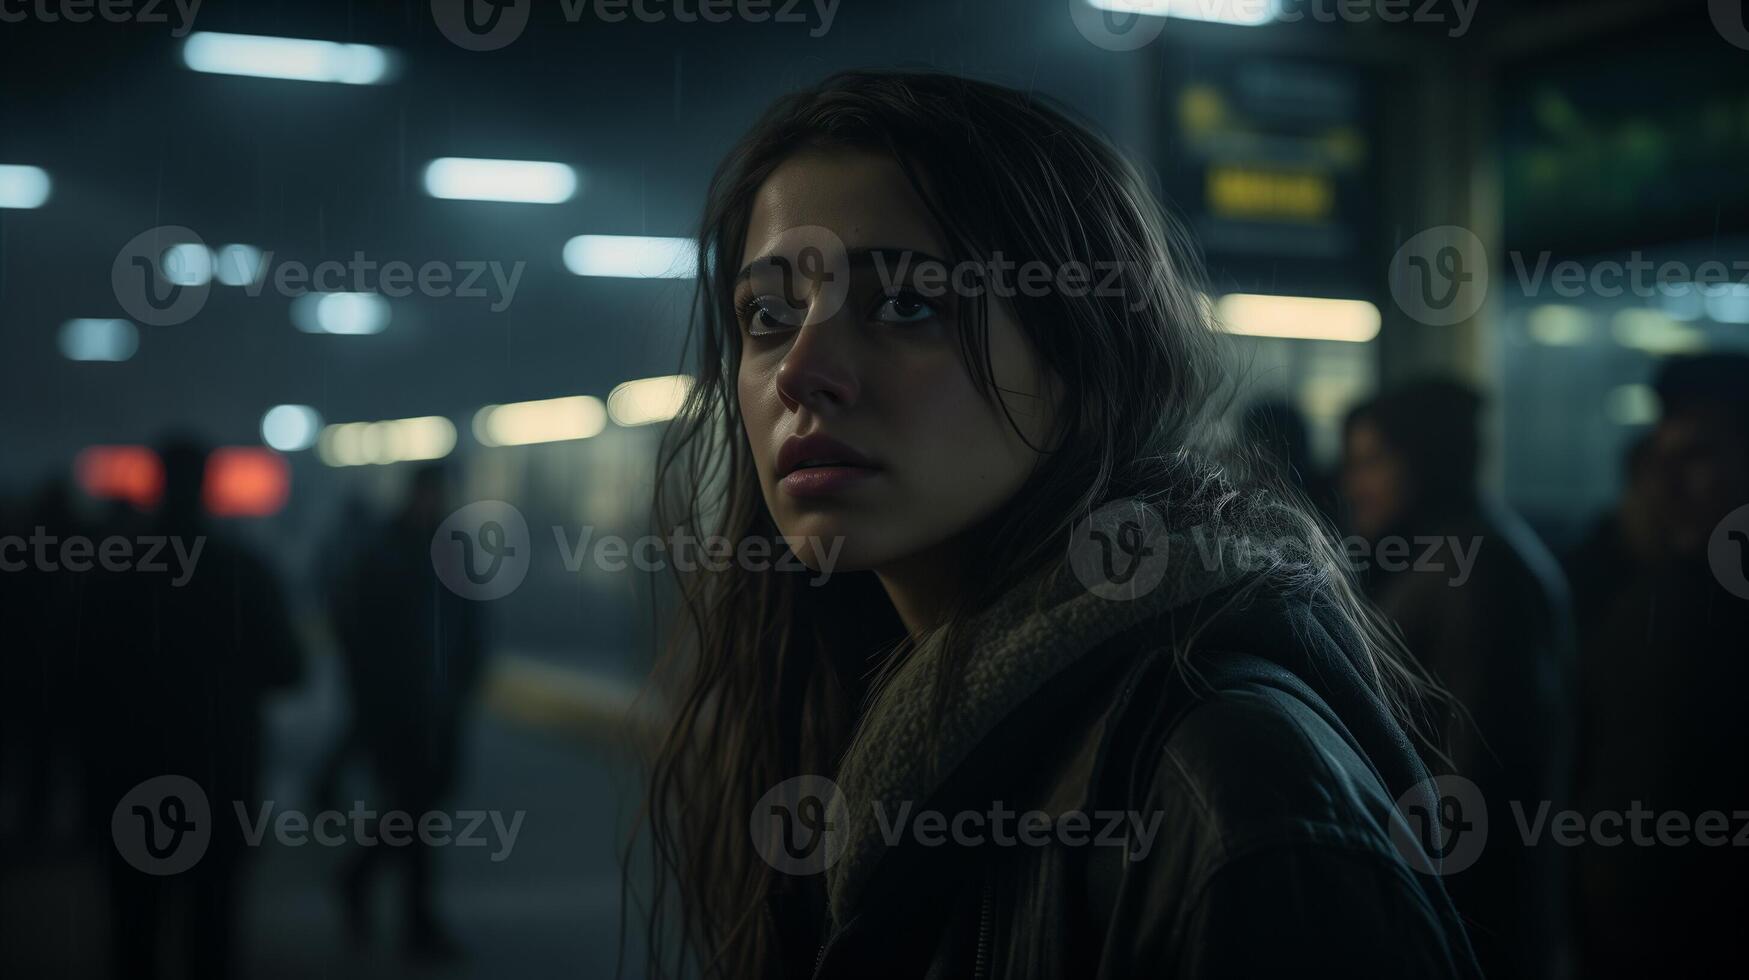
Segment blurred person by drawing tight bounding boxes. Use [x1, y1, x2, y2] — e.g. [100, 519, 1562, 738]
[1242, 397, 1340, 524]
[307, 494, 376, 815]
[1341, 379, 1575, 980]
[1564, 434, 1659, 634]
[328, 464, 487, 961]
[633, 71, 1481, 980]
[0, 480, 85, 846]
[1568, 354, 1749, 979]
[0, 493, 23, 841]
[84, 438, 302, 980]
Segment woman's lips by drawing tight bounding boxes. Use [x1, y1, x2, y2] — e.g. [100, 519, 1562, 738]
[775, 431, 881, 497]
[779, 464, 881, 498]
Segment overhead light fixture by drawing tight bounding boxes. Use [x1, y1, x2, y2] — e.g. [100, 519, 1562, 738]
[1085, 0, 1279, 27]
[474, 396, 608, 447]
[291, 292, 391, 335]
[608, 375, 692, 426]
[1612, 309, 1705, 354]
[1704, 283, 1749, 325]
[1526, 304, 1593, 346]
[1657, 286, 1706, 322]
[182, 31, 395, 85]
[215, 244, 265, 286]
[1214, 293, 1381, 343]
[423, 158, 579, 204]
[318, 416, 456, 467]
[0, 164, 51, 209]
[563, 235, 697, 279]
[59, 318, 139, 362]
[162, 242, 214, 286]
[261, 404, 323, 452]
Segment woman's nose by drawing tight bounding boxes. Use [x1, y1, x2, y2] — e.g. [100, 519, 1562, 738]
[775, 313, 860, 413]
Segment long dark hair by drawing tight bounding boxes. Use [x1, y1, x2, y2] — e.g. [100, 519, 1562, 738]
[626, 69, 1432, 980]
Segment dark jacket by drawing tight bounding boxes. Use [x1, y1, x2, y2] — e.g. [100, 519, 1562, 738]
[777, 503, 1482, 979]
[1568, 557, 1749, 977]
[1367, 498, 1573, 979]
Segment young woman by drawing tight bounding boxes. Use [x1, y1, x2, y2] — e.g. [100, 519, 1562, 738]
[633, 70, 1482, 979]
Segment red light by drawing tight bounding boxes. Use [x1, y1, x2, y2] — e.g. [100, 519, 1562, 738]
[203, 447, 290, 517]
[74, 446, 163, 509]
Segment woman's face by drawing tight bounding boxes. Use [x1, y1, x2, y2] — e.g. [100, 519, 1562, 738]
[1340, 418, 1408, 540]
[735, 148, 1058, 574]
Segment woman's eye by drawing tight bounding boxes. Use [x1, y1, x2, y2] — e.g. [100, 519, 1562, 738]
[874, 290, 938, 324]
[743, 296, 804, 337]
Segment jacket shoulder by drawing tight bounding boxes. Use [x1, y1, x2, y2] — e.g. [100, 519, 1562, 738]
[1156, 679, 1404, 863]
[1081, 651, 1479, 977]
[1086, 632, 1408, 862]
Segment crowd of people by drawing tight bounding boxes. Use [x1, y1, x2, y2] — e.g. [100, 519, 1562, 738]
[0, 452, 486, 978]
[1, 353, 1746, 978]
[1255, 351, 1749, 979]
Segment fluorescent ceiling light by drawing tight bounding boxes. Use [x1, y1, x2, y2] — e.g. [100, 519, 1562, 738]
[182, 32, 394, 85]
[215, 244, 264, 286]
[1085, 0, 1278, 27]
[563, 235, 697, 279]
[162, 243, 214, 286]
[1704, 283, 1749, 325]
[423, 158, 579, 204]
[608, 375, 692, 426]
[1611, 309, 1705, 354]
[474, 396, 608, 447]
[318, 416, 456, 466]
[59, 318, 139, 362]
[261, 404, 323, 452]
[1526, 304, 1593, 346]
[1215, 293, 1381, 343]
[292, 292, 391, 335]
[1657, 286, 1705, 322]
[0, 165, 51, 209]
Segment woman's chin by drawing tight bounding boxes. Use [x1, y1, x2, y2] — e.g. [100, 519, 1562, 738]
[773, 520, 899, 574]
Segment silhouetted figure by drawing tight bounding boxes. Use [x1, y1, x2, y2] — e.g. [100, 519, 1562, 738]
[307, 495, 376, 815]
[1243, 398, 1339, 524]
[1564, 434, 1658, 634]
[85, 439, 301, 980]
[0, 481, 86, 845]
[329, 464, 486, 961]
[1567, 354, 1749, 979]
[1342, 380, 1574, 980]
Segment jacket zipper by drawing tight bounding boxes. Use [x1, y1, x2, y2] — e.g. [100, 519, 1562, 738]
[973, 876, 993, 980]
[812, 938, 827, 978]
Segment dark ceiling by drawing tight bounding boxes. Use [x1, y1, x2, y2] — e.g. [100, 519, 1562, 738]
[0, 0, 1696, 487]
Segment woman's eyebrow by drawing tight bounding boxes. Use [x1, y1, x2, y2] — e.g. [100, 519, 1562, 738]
[734, 246, 952, 284]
